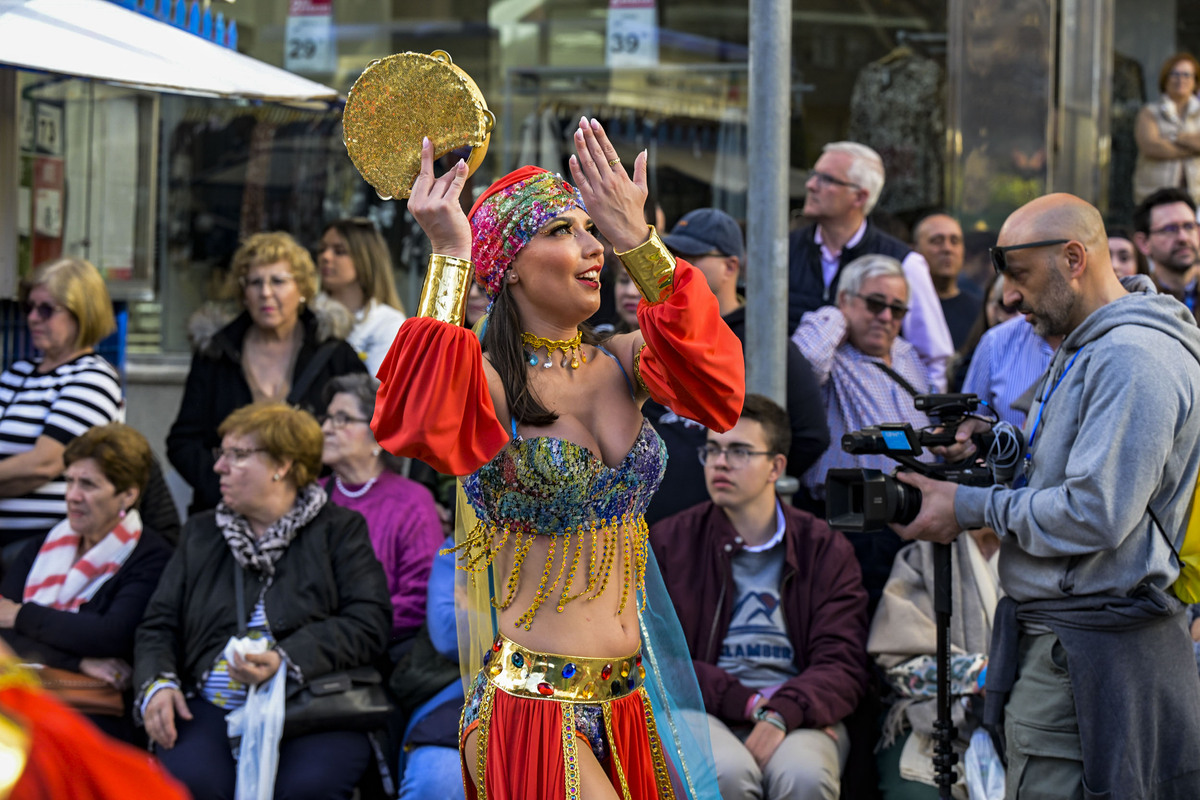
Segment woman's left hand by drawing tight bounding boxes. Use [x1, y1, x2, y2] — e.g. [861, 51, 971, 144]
[0, 599, 21, 629]
[80, 657, 132, 690]
[229, 649, 282, 686]
[568, 117, 650, 252]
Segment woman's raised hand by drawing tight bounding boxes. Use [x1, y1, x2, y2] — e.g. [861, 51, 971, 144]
[407, 137, 473, 260]
[569, 117, 650, 252]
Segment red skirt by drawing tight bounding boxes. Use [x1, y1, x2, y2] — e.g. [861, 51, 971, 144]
[459, 635, 676, 800]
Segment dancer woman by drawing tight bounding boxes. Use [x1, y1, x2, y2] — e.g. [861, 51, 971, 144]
[372, 118, 744, 799]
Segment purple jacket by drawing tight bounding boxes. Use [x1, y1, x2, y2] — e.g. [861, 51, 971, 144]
[327, 471, 444, 639]
[650, 501, 870, 732]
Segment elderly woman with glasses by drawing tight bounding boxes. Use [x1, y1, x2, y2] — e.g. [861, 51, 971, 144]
[167, 232, 367, 514]
[0, 258, 123, 555]
[1134, 52, 1200, 206]
[317, 219, 408, 375]
[137, 402, 391, 799]
[320, 373, 443, 650]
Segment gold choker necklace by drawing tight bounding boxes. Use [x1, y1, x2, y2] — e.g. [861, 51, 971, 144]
[521, 330, 587, 369]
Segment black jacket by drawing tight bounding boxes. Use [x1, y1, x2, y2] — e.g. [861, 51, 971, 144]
[0, 529, 173, 672]
[642, 305, 831, 524]
[787, 223, 913, 334]
[133, 501, 391, 695]
[166, 309, 366, 513]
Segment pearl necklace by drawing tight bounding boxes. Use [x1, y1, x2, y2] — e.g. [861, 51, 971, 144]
[335, 474, 378, 499]
[521, 330, 587, 369]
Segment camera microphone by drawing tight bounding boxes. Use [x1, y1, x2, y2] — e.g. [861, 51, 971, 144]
[985, 422, 1025, 484]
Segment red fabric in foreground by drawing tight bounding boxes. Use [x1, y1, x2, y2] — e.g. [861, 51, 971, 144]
[637, 260, 746, 433]
[466, 688, 662, 800]
[371, 317, 508, 477]
[3, 686, 188, 800]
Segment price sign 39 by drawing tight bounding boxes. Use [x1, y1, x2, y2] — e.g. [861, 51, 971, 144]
[607, 0, 658, 68]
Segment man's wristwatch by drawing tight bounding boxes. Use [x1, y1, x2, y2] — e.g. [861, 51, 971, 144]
[752, 706, 787, 734]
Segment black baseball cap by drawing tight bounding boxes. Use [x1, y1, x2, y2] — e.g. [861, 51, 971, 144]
[661, 208, 745, 262]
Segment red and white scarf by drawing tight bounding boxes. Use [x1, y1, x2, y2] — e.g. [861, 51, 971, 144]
[23, 510, 143, 611]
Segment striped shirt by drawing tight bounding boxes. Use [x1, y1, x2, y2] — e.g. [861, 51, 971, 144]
[792, 306, 934, 499]
[202, 599, 273, 710]
[962, 317, 1054, 428]
[0, 354, 123, 544]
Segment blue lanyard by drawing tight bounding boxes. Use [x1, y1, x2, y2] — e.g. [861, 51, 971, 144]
[1026, 347, 1083, 456]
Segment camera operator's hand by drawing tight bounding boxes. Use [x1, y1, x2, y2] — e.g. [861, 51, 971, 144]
[930, 417, 994, 463]
[892, 471, 963, 545]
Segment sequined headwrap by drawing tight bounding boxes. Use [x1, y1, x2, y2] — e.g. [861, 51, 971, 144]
[469, 166, 586, 302]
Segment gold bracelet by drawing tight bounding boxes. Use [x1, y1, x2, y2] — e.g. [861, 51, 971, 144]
[416, 254, 474, 325]
[615, 226, 676, 305]
[632, 343, 650, 395]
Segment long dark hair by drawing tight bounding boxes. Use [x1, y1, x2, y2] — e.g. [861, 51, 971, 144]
[481, 286, 608, 428]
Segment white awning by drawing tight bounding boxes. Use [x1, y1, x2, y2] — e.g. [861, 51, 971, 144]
[0, 0, 339, 104]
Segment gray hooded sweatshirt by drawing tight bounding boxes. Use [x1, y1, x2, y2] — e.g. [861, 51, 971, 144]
[955, 279, 1200, 602]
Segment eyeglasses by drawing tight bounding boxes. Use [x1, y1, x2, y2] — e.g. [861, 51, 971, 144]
[697, 443, 774, 468]
[318, 411, 370, 429]
[988, 239, 1071, 275]
[212, 447, 267, 466]
[807, 169, 860, 190]
[854, 293, 909, 320]
[23, 301, 64, 321]
[240, 274, 296, 292]
[1149, 221, 1199, 237]
[1169, 70, 1196, 80]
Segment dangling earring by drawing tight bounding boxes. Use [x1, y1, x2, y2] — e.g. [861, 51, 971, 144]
[118, 507, 127, 520]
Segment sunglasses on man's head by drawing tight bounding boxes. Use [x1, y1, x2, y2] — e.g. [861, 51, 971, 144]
[988, 239, 1071, 275]
[23, 301, 62, 321]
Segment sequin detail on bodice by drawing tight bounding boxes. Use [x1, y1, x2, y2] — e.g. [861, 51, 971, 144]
[452, 419, 667, 629]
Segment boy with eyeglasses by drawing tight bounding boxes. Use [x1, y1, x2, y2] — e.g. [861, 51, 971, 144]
[650, 394, 869, 800]
[1132, 187, 1200, 317]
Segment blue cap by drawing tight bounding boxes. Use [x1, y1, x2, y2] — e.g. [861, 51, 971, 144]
[661, 208, 745, 262]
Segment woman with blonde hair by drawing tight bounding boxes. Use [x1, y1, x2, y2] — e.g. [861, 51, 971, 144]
[318, 218, 408, 374]
[139, 402, 391, 798]
[0, 257, 122, 553]
[167, 231, 366, 513]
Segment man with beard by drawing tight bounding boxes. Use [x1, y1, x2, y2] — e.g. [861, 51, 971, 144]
[914, 213, 982, 349]
[894, 193, 1200, 799]
[1133, 187, 1200, 318]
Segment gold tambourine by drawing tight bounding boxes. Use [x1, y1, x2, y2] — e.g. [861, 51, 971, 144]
[343, 50, 495, 200]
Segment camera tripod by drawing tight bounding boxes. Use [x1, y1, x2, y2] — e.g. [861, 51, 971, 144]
[932, 541, 958, 798]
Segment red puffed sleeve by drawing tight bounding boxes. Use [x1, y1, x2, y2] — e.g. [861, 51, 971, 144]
[371, 317, 509, 476]
[636, 260, 746, 432]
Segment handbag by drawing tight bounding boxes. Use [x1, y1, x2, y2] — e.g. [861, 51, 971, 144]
[26, 664, 124, 717]
[233, 561, 392, 737]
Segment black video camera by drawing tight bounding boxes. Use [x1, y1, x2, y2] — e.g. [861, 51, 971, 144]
[825, 393, 1001, 533]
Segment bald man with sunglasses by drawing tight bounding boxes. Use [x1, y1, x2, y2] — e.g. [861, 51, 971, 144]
[895, 193, 1200, 800]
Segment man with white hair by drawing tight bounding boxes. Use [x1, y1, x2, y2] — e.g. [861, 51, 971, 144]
[791, 254, 935, 610]
[789, 142, 953, 390]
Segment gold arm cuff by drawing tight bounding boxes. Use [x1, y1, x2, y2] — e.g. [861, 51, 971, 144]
[615, 226, 676, 304]
[632, 343, 650, 395]
[416, 254, 474, 324]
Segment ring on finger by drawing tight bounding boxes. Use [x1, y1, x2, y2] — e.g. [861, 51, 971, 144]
[608, 158, 621, 166]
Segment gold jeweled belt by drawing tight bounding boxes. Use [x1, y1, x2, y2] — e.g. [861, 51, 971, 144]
[483, 633, 646, 703]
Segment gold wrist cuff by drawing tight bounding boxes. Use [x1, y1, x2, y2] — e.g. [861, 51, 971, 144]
[417, 254, 474, 324]
[615, 226, 676, 304]
[632, 343, 650, 395]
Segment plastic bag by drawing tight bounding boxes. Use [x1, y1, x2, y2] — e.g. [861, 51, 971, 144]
[963, 727, 1006, 800]
[226, 661, 287, 800]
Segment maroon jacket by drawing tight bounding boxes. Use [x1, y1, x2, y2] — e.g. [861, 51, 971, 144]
[650, 501, 870, 732]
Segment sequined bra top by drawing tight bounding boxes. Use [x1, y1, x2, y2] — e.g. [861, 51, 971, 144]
[449, 347, 668, 630]
[462, 418, 667, 534]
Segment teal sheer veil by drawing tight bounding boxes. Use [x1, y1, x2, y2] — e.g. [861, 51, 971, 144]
[639, 545, 722, 799]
